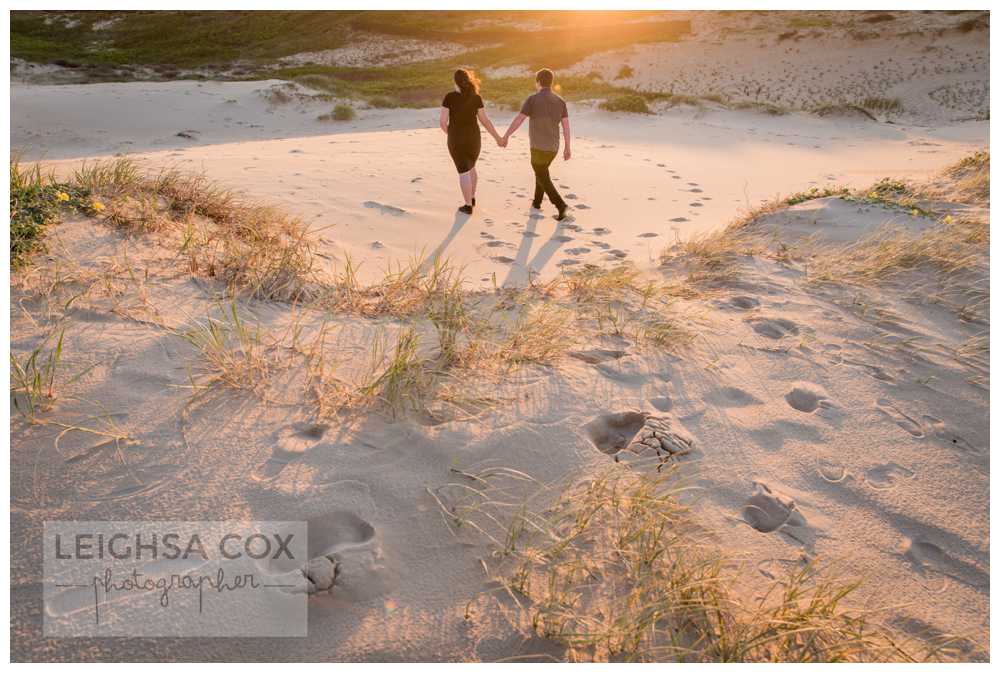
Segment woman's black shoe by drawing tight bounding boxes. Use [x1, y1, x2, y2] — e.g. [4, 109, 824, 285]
[472, 198, 476, 206]
[458, 204, 474, 215]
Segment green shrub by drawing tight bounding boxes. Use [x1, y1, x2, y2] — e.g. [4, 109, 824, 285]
[599, 93, 651, 114]
[318, 103, 356, 121]
[10, 157, 97, 267]
[615, 64, 634, 79]
[367, 96, 396, 109]
[11, 159, 60, 267]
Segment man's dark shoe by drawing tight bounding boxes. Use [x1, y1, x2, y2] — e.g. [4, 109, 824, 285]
[472, 198, 476, 206]
[458, 204, 473, 215]
[531, 200, 542, 210]
[554, 205, 569, 221]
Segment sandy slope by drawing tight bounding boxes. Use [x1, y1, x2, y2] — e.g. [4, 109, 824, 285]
[10, 161, 989, 660]
[8, 18, 990, 657]
[571, 10, 989, 124]
[12, 79, 986, 287]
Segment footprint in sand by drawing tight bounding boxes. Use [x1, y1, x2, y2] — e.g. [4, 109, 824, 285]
[785, 383, 832, 413]
[566, 247, 591, 255]
[569, 348, 626, 364]
[638, 232, 659, 238]
[492, 256, 515, 264]
[584, 411, 694, 464]
[592, 227, 611, 236]
[725, 295, 760, 310]
[557, 259, 581, 267]
[565, 193, 578, 200]
[576, 204, 591, 210]
[875, 399, 924, 438]
[670, 216, 690, 223]
[817, 460, 849, 484]
[706, 386, 763, 407]
[921, 415, 980, 453]
[741, 483, 806, 533]
[554, 235, 574, 243]
[649, 395, 673, 412]
[271, 511, 378, 594]
[253, 422, 329, 481]
[899, 536, 976, 586]
[864, 463, 915, 490]
[689, 202, 704, 208]
[747, 317, 800, 339]
[363, 201, 407, 216]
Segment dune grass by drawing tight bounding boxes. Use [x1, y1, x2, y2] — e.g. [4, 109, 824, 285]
[182, 303, 274, 392]
[943, 150, 989, 203]
[599, 93, 652, 114]
[13, 157, 319, 301]
[10, 328, 65, 420]
[806, 216, 988, 287]
[437, 461, 966, 662]
[317, 103, 356, 121]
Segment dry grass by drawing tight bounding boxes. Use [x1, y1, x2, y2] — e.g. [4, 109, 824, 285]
[182, 303, 275, 391]
[355, 326, 430, 416]
[807, 216, 988, 286]
[438, 463, 967, 662]
[496, 302, 577, 366]
[19, 157, 319, 302]
[943, 150, 989, 203]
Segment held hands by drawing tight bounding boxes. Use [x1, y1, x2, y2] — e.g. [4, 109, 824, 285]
[496, 134, 508, 148]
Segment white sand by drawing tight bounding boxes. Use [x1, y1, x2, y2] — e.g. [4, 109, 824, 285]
[9, 13, 990, 660]
[12, 79, 985, 287]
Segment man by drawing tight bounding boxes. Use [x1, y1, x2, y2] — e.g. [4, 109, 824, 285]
[501, 68, 572, 221]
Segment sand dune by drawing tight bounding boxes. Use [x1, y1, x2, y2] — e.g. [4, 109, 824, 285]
[8, 10, 990, 662]
[12, 79, 985, 287]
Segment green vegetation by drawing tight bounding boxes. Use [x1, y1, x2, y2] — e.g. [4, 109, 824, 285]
[11, 10, 354, 68]
[12, 10, 688, 72]
[10, 157, 100, 267]
[615, 64, 634, 79]
[599, 93, 652, 114]
[318, 103, 356, 121]
[12, 11, 689, 109]
[10, 328, 65, 420]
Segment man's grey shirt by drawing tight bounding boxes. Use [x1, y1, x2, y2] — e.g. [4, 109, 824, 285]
[520, 87, 568, 153]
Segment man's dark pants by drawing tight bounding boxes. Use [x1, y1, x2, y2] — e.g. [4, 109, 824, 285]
[530, 148, 566, 211]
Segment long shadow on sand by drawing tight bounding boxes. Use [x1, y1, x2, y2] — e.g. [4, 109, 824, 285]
[420, 210, 469, 274]
[502, 215, 567, 288]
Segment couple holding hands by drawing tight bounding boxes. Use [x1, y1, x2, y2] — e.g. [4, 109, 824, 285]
[440, 67, 571, 220]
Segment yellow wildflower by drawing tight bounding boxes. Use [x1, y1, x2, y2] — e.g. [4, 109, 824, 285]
[56, 191, 70, 202]
[868, 191, 879, 199]
[910, 209, 919, 216]
[91, 200, 106, 212]
[943, 215, 954, 225]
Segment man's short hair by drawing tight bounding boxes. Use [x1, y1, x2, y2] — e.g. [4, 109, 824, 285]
[535, 68, 554, 87]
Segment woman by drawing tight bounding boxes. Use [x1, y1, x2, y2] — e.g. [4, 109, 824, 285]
[440, 69, 503, 214]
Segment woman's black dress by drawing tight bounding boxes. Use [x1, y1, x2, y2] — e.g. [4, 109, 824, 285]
[443, 91, 483, 173]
